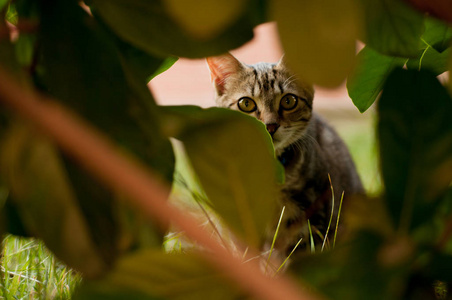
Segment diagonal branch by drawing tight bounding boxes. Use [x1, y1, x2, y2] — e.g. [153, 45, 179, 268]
[0, 67, 322, 300]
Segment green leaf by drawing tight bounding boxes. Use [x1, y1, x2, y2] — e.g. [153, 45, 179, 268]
[38, 1, 174, 182]
[74, 250, 240, 300]
[0, 122, 106, 277]
[149, 57, 178, 81]
[423, 16, 452, 53]
[378, 68, 452, 232]
[271, 0, 361, 87]
[360, 0, 424, 57]
[161, 106, 282, 247]
[347, 46, 405, 113]
[89, 0, 260, 58]
[406, 47, 450, 75]
[164, 0, 246, 40]
[34, 0, 174, 264]
[291, 231, 409, 300]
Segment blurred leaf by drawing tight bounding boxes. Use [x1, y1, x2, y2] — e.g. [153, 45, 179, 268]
[89, 0, 261, 58]
[347, 46, 405, 113]
[0, 0, 8, 10]
[14, 34, 36, 67]
[360, 0, 424, 57]
[406, 47, 450, 75]
[424, 252, 452, 282]
[74, 250, 240, 300]
[0, 122, 106, 277]
[378, 68, 452, 231]
[5, 3, 17, 25]
[38, 1, 174, 182]
[291, 232, 409, 300]
[161, 106, 282, 247]
[149, 57, 178, 81]
[35, 0, 174, 264]
[164, 0, 246, 40]
[423, 17, 452, 53]
[271, 0, 361, 87]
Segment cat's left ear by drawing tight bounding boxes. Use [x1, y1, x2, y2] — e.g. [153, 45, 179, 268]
[206, 53, 243, 95]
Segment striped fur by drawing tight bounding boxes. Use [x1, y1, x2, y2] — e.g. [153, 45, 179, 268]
[207, 53, 364, 255]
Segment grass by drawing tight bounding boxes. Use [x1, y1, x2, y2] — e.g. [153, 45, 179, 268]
[0, 235, 81, 299]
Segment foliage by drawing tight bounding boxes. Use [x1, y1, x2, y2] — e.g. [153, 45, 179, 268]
[0, 0, 451, 299]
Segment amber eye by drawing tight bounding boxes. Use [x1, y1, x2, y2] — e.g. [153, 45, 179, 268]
[237, 97, 257, 113]
[280, 94, 298, 110]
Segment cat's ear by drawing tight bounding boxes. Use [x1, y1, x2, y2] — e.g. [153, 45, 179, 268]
[206, 53, 243, 95]
[276, 54, 286, 68]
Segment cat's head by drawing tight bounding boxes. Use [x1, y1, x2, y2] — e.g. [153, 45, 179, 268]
[207, 53, 314, 154]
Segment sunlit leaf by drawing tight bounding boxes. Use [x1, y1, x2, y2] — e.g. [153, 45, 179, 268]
[423, 16, 452, 53]
[164, 0, 246, 40]
[74, 250, 240, 300]
[89, 0, 261, 58]
[271, 0, 361, 87]
[161, 106, 282, 247]
[0, 122, 106, 277]
[378, 68, 452, 231]
[360, 0, 424, 57]
[406, 47, 450, 75]
[347, 46, 405, 113]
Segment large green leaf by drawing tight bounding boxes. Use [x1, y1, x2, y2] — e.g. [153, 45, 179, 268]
[406, 47, 450, 75]
[89, 0, 263, 58]
[73, 250, 240, 300]
[34, 0, 174, 263]
[271, 0, 361, 87]
[347, 46, 406, 113]
[161, 106, 282, 248]
[422, 16, 452, 53]
[0, 122, 106, 277]
[378, 68, 452, 232]
[360, 0, 424, 57]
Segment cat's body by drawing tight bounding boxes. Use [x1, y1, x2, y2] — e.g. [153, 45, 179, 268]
[207, 54, 364, 254]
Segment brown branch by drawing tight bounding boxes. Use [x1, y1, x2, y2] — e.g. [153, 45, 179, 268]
[0, 67, 323, 300]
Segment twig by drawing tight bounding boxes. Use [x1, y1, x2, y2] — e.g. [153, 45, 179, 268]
[0, 67, 323, 300]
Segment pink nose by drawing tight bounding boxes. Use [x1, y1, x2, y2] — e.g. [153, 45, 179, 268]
[266, 123, 280, 136]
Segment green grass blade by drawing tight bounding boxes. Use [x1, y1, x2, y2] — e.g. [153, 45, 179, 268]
[321, 174, 335, 252]
[333, 191, 345, 248]
[308, 219, 315, 254]
[266, 206, 285, 273]
[274, 237, 303, 276]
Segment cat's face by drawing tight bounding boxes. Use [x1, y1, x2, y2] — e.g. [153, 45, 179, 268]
[207, 53, 314, 154]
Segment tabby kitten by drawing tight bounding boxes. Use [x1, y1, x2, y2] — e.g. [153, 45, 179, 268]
[206, 53, 364, 255]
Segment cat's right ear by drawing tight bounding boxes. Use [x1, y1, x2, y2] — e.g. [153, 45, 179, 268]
[206, 53, 242, 95]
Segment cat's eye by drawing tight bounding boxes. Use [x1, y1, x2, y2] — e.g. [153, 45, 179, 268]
[280, 94, 298, 111]
[237, 97, 257, 113]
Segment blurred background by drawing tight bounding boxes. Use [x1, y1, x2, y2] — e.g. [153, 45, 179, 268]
[149, 22, 379, 194]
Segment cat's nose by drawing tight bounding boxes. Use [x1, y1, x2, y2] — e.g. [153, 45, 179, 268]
[266, 123, 280, 136]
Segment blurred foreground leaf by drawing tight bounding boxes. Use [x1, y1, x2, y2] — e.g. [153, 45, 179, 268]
[292, 232, 410, 300]
[74, 250, 240, 300]
[161, 106, 282, 247]
[378, 68, 452, 232]
[272, 0, 361, 87]
[89, 0, 261, 58]
[0, 122, 106, 277]
[164, 0, 246, 40]
[347, 46, 405, 113]
[360, 0, 424, 57]
[423, 17, 452, 53]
